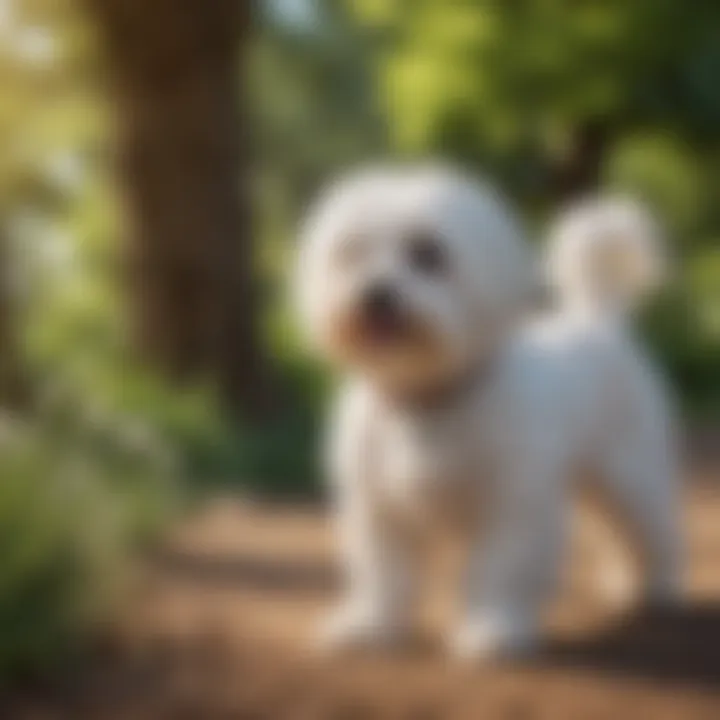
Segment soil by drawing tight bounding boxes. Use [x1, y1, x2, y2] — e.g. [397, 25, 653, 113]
[5, 456, 720, 719]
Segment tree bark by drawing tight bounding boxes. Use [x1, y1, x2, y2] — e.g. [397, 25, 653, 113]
[552, 121, 609, 201]
[0, 222, 29, 409]
[86, 0, 274, 420]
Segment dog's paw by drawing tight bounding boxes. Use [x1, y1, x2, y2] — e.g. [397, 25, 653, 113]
[449, 613, 537, 662]
[315, 605, 401, 653]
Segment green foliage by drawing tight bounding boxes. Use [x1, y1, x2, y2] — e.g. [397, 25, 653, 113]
[255, 0, 385, 232]
[351, 0, 720, 155]
[0, 403, 176, 681]
[97, 363, 325, 498]
[603, 133, 710, 240]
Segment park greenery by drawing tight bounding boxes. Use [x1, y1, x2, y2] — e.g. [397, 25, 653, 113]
[0, 0, 717, 679]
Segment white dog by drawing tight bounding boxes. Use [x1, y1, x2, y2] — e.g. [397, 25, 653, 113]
[295, 165, 682, 660]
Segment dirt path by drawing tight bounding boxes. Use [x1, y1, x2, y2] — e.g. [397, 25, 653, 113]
[7, 467, 720, 719]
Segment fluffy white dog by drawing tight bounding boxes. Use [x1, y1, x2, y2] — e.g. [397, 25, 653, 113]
[295, 165, 682, 660]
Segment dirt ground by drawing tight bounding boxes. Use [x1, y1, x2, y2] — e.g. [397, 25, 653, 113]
[6, 454, 720, 719]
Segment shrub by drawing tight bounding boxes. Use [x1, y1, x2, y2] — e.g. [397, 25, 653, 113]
[0, 403, 177, 682]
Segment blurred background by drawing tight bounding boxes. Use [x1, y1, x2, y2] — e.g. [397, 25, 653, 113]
[0, 0, 719, 713]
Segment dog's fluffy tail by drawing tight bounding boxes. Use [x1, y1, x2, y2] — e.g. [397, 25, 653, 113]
[546, 197, 666, 317]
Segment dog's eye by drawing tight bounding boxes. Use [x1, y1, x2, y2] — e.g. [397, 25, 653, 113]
[407, 232, 446, 275]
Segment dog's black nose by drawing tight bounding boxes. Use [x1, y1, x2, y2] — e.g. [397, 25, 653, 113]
[362, 282, 400, 320]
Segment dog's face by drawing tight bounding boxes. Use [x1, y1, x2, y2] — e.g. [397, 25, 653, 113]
[296, 166, 531, 395]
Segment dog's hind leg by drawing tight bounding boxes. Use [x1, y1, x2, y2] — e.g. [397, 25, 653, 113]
[594, 438, 684, 606]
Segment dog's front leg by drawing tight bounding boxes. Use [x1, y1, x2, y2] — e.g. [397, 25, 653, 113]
[452, 464, 567, 661]
[319, 481, 415, 650]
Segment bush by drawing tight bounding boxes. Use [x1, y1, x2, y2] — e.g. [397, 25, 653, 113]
[0, 401, 177, 682]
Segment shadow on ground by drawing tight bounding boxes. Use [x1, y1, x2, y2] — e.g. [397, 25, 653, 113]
[544, 603, 720, 691]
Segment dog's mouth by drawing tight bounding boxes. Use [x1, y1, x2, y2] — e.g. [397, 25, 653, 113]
[333, 308, 437, 361]
[329, 285, 443, 366]
[357, 311, 409, 347]
[351, 283, 410, 348]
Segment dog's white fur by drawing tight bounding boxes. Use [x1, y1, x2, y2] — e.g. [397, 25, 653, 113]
[296, 165, 682, 659]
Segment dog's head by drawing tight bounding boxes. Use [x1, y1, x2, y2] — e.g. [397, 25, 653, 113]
[295, 165, 532, 395]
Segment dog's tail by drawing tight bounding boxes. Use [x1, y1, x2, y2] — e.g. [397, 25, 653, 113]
[546, 197, 666, 317]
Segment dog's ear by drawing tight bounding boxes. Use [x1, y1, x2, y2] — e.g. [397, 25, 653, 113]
[292, 167, 395, 350]
[291, 173, 361, 350]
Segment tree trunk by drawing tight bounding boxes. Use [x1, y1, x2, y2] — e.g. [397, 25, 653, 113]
[0, 222, 29, 409]
[86, 0, 274, 420]
[552, 121, 609, 201]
